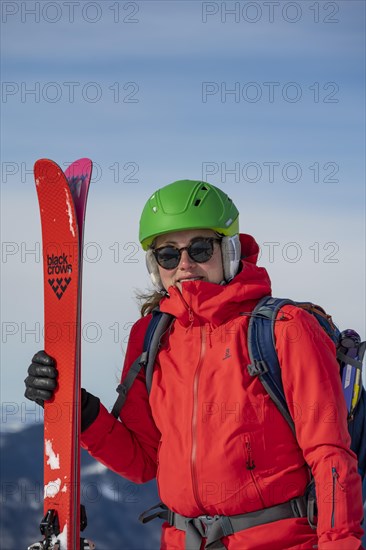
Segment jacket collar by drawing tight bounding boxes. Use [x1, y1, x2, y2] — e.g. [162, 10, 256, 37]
[158, 234, 272, 327]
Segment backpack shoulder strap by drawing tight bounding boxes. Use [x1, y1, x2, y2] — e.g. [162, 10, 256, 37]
[111, 310, 174, 419]
[145, 311, 174, 393]
[247, 296, 296, 435]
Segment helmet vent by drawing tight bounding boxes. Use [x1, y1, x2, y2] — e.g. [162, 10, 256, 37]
[194, 199, 201, 206]
[201, 185, 208, 191]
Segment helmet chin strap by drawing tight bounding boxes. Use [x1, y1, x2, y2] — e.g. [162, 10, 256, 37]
[145, 235, 241, 292]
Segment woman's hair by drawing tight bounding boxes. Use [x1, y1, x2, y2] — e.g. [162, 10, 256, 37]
[137, 289, 164, 317]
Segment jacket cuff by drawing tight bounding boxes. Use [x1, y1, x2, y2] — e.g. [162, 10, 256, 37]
[81, 388, 100, 432]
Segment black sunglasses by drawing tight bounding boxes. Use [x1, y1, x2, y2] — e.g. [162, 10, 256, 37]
[153, 237, 221, 270]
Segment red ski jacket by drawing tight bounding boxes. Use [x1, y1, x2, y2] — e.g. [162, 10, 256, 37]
[81, 234, 364, 549]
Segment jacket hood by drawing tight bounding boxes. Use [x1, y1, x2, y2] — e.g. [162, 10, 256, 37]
[159, 233, 271, 327]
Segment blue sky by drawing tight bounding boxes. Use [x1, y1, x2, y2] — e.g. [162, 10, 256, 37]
[1, 1, 365, 417]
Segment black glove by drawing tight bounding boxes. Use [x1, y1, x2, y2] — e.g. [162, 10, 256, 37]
[24, 350, 58, 407]
[25, 350, 100, 432]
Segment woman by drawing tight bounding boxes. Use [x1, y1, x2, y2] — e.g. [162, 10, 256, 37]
[26, 180, 364, 549]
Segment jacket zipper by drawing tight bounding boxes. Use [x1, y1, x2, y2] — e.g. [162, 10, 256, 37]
[331, 466, 345, 528]
[244, 435, 265, 507]
[191, 325, 206, 511]
[174, 288, 194, 325]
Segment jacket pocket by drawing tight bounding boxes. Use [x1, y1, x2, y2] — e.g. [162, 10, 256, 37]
[331, 466, 345, 528]
[244, 434, 265, 507]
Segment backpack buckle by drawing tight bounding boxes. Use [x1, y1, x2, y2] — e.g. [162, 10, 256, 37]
[247, 360, 269, 377]
[196, 514, 220, 537]
[116, 384, 127, 397]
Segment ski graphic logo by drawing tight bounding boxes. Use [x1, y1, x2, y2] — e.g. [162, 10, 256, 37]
[47, 253, 73, 300]
[48, 277, 72, 300]
[67, 173, 87, 199]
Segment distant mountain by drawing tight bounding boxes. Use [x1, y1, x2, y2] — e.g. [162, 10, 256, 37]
[1, 423, 162, 550]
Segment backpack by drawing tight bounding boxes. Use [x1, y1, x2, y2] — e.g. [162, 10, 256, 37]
[112, 296, 366, 479]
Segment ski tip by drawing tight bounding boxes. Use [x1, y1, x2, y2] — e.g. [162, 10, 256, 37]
[65, 158, 93, 176]
[64, 159, 93, 192]
[34, 158, 93, 188]
[73, 157, 92, 165]
[34, 158, 59, 169]
[34, 159, 64, 186]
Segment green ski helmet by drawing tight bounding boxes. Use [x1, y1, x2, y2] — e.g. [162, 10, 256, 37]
[140, 180, 241, 290]
[139, 179, 239, 250]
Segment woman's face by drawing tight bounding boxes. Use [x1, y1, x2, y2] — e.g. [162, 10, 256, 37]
[154, 229, 224, 292]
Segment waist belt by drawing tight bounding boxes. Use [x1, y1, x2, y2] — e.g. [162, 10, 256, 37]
[139, 495, 309, 550]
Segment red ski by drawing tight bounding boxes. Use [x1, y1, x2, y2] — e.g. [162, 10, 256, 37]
[29, 159, 94, 550]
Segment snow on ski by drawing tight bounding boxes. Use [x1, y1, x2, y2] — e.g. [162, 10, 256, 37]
[29, 158, 94, 550]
